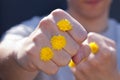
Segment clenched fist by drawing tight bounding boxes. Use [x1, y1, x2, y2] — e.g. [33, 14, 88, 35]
[14, 9, 87, 74]
[71, 32, 119, 80]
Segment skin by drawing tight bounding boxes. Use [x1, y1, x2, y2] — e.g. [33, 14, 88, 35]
[72, 32, 119, 80]
[0, 9, 88, 80]
[67, 0, 112, 33]
[0, 0, 120, 80]
[67, 0, 120, 80]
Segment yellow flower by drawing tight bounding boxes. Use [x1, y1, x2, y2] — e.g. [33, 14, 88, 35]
[51, 35, 66, 50]
[57, 19, 72, 31]
[68, 60, 76, 68]
[89, 42, 99, 54]
[40, 47, 54, 61]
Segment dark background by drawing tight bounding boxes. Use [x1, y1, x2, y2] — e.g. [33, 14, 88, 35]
[0, 0, 120, 38]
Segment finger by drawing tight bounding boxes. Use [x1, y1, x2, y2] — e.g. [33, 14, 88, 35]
[39, 41, 71, 67]
[33, 53, 59, 75]
[87, 32, 106, 54]
[71, 67, 86, 80]
[53, 50, 71, 66]
[24, 46, 58, 74]
[31, 28, 71, 67]
[88, 32, 115, 47]
[51, 9, 87, 44]
[72, 43, 91, 64]
[104, 36, 116, 48]
[87, 32, 114, 60]
[27, 45, 58, 75]
[87, 57, 101, 78]
[40, 15, 79, 56]
[77, 62, 94, 80]
[26, 32, 59, 74]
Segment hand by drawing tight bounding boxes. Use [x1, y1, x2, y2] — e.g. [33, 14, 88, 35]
[13, 9, 88, 75]
[71, 32, 119, 80]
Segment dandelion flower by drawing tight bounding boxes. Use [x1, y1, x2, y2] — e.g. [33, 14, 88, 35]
[89, 42, 99, 54]
[40, 47, 54, 61]
[51, 35, 66, 50]
[68, 60, 76, 68]
[57, 19, 72, 31]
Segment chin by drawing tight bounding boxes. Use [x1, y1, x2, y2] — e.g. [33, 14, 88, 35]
[81, 10, 106, 19]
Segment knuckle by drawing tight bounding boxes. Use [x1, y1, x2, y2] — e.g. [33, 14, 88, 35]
[89, 59, 99, 68]
[25, 43, 37, 58]
[26, 50, 36, 58]
[101, 52, 111, 61]
[88, 32, 95, 37]
[40, 17, 53, 27]
[51, 9, 66, 17]
[87, 32, 102, 40]
[32, 33, 47, 44]
[83, 44, 91, 57]
[58, 56, 71, 66]
[26, 49, 33, 56]
[87, 32, 95, 40]
[101, 46, 116, 60]
[109, 47, 116, 54]
[82, 66, 89, 72]
[79, 63, 90, 73]
[77, 30, 87, 44]
[105, 39, 116, 49]
[71, 44, 80, 56]
[32, 36, 39, 43]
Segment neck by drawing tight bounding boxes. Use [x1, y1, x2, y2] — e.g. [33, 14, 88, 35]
[67, 8, 109, 33]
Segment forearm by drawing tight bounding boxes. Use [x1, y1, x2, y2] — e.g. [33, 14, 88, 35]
[0, 41, 38, 80]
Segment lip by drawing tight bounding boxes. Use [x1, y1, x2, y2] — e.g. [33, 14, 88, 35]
[84, 0, 101, 5]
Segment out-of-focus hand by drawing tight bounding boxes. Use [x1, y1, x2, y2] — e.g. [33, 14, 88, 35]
[71, 32, 119, 80]
[14, 9, 87, 75]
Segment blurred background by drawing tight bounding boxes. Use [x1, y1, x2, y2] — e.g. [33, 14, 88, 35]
[0, 0, 120, 38]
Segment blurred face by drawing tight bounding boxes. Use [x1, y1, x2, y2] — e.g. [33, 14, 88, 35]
[68, 0, 112, 19]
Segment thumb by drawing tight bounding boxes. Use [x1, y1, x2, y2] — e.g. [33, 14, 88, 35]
[72, 43, 91, 64]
